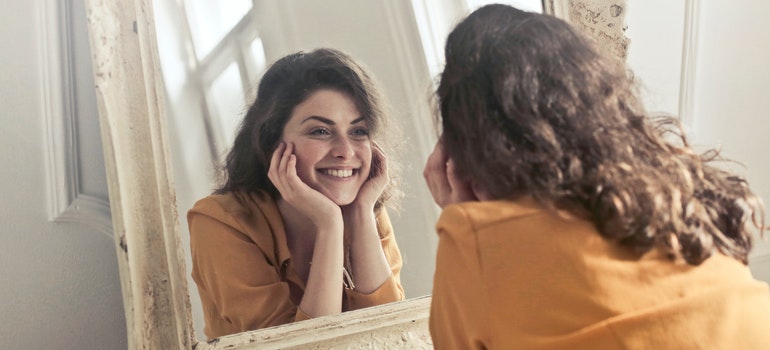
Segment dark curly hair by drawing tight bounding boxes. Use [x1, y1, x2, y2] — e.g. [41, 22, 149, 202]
[216, 48, 401, 210]
[437, 4, 765, 265]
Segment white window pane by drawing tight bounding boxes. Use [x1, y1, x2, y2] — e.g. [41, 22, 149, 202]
[466, 0, 542, 13]
[249, 37, 267, 74]
[208, 63, 245, 152]
[185, 0, 251, 58]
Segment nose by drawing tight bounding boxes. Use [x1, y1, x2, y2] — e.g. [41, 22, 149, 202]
[331, 136, 355, 159]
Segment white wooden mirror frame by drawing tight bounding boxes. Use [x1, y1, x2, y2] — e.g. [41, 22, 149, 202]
[83, 0, 641, 348]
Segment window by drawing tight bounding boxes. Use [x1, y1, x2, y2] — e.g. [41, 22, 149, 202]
[466, 0, 542, 13]
[184, 0, 252, 59]
[155, 0, 268, 160]
[411, 0, 543, 82]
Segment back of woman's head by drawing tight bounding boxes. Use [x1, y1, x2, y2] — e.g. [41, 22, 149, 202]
[216, 48, 399, 209]
[438, 4, 765, 265]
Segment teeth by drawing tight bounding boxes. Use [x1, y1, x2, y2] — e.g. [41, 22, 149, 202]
[323, 169, 354, 178]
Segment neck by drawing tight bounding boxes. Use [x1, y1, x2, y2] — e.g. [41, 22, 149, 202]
[276, 198, 318, 280]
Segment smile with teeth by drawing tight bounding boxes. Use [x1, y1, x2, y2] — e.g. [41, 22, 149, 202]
[321, 168, 356, 178]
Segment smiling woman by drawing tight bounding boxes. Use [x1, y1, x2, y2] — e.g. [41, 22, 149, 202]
[187, 49, 406, 339]
[154, 3, 443, 337]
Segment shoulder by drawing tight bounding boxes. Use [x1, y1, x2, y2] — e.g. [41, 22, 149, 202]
[188, 191, 279, 231]
[187, 191, 286, 260]
[437, 198, 546, 235]
[190, 190, 274, 215]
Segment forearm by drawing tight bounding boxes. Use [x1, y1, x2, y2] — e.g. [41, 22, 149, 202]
[344, 205, 392, 294]
[298, 222, 345, 317]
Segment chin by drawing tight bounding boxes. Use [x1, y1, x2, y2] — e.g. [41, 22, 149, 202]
[328, 195, 356, 207]
[318, 188, 359, 207]
[315, 182, 363, 207]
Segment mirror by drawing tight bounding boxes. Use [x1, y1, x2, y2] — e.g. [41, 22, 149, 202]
[152, 1, 443, 340]
[83, 0, 660, 348]
[152, 0, 550, 341]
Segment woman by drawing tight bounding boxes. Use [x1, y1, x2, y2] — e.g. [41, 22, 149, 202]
[424, 5, 770, 349]
[188, 48, 404, 339]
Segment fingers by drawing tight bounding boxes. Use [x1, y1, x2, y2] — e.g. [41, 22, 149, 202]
[447, 159, 476, 202]
[285, 152, 301, 193]
[445, 159, 462, 190]
[423, 141, 441, 179]
[424, 141, 451, 207]
[269, 142, 299, 194]
[279, 142, 292, 177]
[268, 142, 285, 187]
[370, 142, 389, 181]
[423, 139, 480, 207]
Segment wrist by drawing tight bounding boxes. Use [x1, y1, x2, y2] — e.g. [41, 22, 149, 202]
[310, 206, 344, 229]
[342, 201, 375, 219]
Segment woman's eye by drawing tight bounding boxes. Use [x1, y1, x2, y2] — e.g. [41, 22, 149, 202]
[351, 128, 370, 138]
[309, 128, 331, 136]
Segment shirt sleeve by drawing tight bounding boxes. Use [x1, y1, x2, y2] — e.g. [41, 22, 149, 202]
[189, 209, 299, 337]
[430, 205, 489, 350]
[344, 208, 406, 310]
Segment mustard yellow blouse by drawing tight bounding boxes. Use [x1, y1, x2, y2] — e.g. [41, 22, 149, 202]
[430, 199, 770, 349]
[188, 191, 404, 339]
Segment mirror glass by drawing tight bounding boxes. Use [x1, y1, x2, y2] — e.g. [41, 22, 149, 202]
[152, 0, 544, 339]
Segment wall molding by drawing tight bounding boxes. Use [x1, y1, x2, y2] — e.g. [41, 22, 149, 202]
[678, 0, 700, 133]
[41, 0, 112, 237]
[55, 195, 114, 235]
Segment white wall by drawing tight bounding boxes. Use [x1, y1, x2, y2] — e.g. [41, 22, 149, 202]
[0, 0, 125, 348]
[626, 0, 685, 116]
[627, 0, 770, 281]
[691, 1, 770, 279]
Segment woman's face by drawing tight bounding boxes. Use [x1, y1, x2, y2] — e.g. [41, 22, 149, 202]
[281, 88, 372, 206]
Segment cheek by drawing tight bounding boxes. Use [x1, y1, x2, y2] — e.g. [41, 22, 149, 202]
[291, 141, 322, 177]
[292, 157, 311, 181]
[358, 145, 373, 174]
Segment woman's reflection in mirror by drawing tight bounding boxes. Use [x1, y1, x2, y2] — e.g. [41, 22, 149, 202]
[188, 48, 405, 340]
[424, 4, 770, 349]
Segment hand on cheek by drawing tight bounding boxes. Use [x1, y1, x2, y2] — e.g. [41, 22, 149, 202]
[350, 142, 389, 211]
[423, 139, 478, 208]
[268, 142, 341, 224]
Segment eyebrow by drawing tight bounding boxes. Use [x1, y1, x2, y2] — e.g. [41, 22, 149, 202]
[300, 116, 366, 125]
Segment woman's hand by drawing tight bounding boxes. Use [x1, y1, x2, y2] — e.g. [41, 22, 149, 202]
[342, 142, 393, 294]
[423, 137, 479, 208]
[270, 142, 344, 318]
[268, 142, 341, 224]
[348, 142, 389, 211]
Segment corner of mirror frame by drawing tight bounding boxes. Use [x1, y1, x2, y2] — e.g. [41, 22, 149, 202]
[543, 0, 630, 60]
